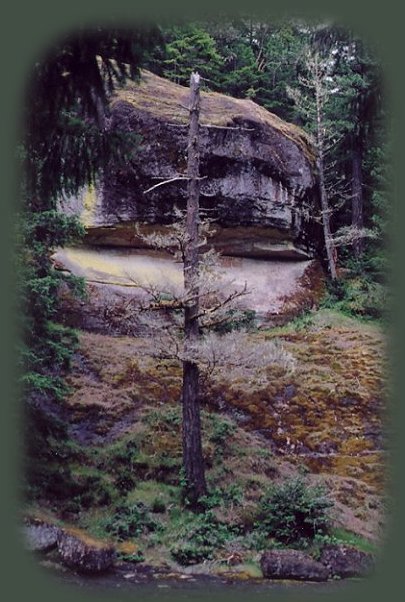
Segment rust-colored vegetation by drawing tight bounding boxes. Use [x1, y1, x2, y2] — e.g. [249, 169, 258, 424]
[58, 308, 386, 543]
[113, 70, 316, 164]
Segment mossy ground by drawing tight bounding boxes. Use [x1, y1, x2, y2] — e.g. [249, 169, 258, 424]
[24, 308, 387, 571]
[114, 70, 315, 164]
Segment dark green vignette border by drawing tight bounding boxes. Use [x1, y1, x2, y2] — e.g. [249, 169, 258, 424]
[0, 1, 403, 601]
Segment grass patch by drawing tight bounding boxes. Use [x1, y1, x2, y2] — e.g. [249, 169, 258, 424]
[328, 528, 378, 554]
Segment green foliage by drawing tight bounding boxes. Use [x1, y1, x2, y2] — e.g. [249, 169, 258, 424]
[24, 409, 117, 513]
[65, 468, 117, 511]
[151, 498, 167, 513]
[24, 404, 76, 499]
[290, 310, 315, 332]
[170, 510, 238, 565]
[256, 477, 333, 546]
[25, 27, 162, 202]
[170, 542, 215, 565]
[16, 209, 85, 398]
[322, 269, 387, 319]
[20, 28, 163, 503]
[162, 24, 223, 88]
[117, 550, 145, 563]
[142, 405, 182, 429]
[200, 483, 243, 510]
[324, 528, 378, 554]
[102, 501, 163, 541]
[213, 309, 257, 334]
[204, 413, 236, 445]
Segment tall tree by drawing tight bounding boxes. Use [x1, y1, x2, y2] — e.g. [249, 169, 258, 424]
[346, 38, 381, 258]
[20, 27, 161, 400]
[310, 25, 382, 259]
[128, 71, 295, 508]
[19, 27, 162, 497]
[287, 47, 339, 280]
[182, 72, 207, 505]
[162, 24, 223, 88]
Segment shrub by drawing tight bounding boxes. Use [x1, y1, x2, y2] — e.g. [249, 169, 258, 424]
[206, 415, 236, 445]
[102, 501, 162, 541]
[322, 270, 387, 319]
[200, 484, 243, 510]
[151, 498, 167, 513]
[213, 309, 257, 333]
[170, 542, 214, 565]
[117, 550, 145, 563]
[256, 477, 333, 545]
[96, 438, 139, 491]
[170, 510, 238, 565]
[73, 471, 115, 508]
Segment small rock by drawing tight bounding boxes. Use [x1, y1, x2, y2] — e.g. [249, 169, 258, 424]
[319, 544, 375, 578]
[317, 440, 338, 454]
[23, 523, 60, 552]
[341, 397, 357, 407]
[57, 529, 115, 574]
[260, 549, 329, 581]
[284, 384, 296, 400]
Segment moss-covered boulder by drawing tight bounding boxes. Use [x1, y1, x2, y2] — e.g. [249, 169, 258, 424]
[57, 528, 116, 574]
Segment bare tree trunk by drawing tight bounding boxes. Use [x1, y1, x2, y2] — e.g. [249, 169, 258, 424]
[351, 140, 364, 258]
[317, 155, 338, 280]
[314, 56, 338, 281]
[182, 72, 207, 507]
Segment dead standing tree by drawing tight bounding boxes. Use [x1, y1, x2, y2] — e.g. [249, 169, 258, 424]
[287, 49, 338, 281]
[182, 72, 207, 504]
[140, 72, 208, 505]
[130, 72, 295, 509]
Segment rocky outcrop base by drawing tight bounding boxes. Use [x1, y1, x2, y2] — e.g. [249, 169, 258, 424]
[57, 529, 116, 574]
[260, 549, 329, 581]
[23, 523, 60, 553]
[319, 544, 375, 578]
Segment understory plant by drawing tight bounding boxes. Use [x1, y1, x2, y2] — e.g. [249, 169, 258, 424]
[170, 510, 239, 565]
[256, 477, 333, 546]
[102, 500, 163, 541]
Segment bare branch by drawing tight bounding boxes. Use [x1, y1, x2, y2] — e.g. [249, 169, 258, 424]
[196, 282, 250, 323]
[167, 123, 255, 132]
[143, 175, 207, 195]
[201, 124, 255, 132]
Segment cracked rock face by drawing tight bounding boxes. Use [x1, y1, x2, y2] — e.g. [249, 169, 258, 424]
[62, 71, 319, 259]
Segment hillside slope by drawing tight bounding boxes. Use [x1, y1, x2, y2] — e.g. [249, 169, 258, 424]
[25, 309, 387, 571]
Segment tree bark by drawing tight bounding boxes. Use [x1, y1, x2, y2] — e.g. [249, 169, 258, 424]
[317, 154, 338, 280]
[351, 140, 364, 258]
[313, 55, 338, 281]
[182, 72, 207, 507]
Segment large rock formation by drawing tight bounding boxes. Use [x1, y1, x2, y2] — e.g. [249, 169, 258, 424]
[63, 70, 319, 260]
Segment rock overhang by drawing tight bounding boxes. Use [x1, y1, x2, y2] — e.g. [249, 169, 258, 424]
[62, 70, 320, 260]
